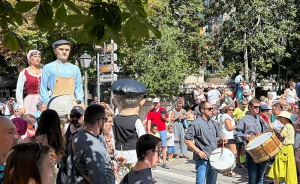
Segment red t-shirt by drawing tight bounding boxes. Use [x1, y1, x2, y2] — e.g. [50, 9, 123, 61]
[147, 107, 168, 131]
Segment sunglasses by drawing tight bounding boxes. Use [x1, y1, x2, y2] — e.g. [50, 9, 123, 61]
[70, 114, 81, 119]
[228, 109, 234, 111]
[252, 106, 260, 109]
[242, 104, 248, 105]
[203, 108, 214, 111]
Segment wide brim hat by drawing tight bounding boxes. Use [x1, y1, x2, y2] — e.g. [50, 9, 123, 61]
[209, 84, 216, 89]
[277, 111, 293, 123]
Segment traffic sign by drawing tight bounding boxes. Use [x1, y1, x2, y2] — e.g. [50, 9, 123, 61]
[94, 43, 117, 52]
[102, 53, 117, 62]
[100, 74, 118, 82]
[100, 64, 119, 73]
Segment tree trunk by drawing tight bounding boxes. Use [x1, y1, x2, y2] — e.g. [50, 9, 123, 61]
[244, 33, 249, 82]
[251, 66, 256, 97]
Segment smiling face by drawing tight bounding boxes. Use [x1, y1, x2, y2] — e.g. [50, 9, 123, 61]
[54, 44, 71, 63]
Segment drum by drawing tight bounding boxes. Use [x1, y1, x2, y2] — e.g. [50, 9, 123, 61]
[246, 131, 283, 163]
[209, 148, 236, 173]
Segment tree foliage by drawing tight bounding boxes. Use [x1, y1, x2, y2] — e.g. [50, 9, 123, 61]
[0, 0, 161, 52]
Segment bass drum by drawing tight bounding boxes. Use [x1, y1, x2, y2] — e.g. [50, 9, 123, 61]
[209, 147, 236, 173]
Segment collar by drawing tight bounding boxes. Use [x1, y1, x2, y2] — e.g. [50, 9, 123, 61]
[55, 60, 69, 65]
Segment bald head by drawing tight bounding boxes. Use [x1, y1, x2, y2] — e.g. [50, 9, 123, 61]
[0, 117, 20, 164]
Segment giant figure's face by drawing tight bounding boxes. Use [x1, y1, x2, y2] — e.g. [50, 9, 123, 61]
[54, 44, 71, 62]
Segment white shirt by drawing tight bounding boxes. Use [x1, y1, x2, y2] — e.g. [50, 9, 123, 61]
[167, 132, 175, 146]
[286, 88, 296, 103]
[220, 113, 235, 139]
[272, 119, 284, 132]
[235, 75, 243, 84]
[207, 89, 221, 105]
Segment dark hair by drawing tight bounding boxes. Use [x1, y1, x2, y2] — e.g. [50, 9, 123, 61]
[4, 143, 50, 184]
[34, 109, 65, 157]
[23, 114, 36, 124]
[151, 124, 157, 129]
[84, 104, 105, 125]
[136, 134, 161, 161]
[198, 101, 209, 110]
[249, 98, 260, 106]
[272, 103, 283, 111]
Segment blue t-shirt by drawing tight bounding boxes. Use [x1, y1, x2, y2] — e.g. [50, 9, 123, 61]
[0, 164, 5, 184]
[237, 89, 244, 103]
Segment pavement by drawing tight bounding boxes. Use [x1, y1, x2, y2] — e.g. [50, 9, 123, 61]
[152, 149, 273, 184]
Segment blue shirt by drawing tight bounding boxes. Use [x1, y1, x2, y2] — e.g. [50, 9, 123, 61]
[237, 89, 244, 103]
[40, 61, 83, 103]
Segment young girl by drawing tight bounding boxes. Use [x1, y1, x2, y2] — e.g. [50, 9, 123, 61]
[23, 114, 36, 138]
[166, 125, 175, 161]
[267, 94, 273, 108]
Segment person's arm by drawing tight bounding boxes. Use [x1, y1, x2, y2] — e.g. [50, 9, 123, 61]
[85, 143, 115, 184]
[147, 113, 152, 134]
[233, 118, 247, 141]
[294, 89, 300, 101]
[281, 89, 288, 100]
[135, 119, 146, 137]
[16, 70, 26, 113]
[74, 66, 84, 102]
[184, 111, 190, 119]
[225, 119, 236, 131]
[184, 124, 207, 159]
[40, 66, 51, 103]
[170, 110, 179, 121]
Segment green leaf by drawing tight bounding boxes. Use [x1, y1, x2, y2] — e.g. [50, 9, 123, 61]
[137, 16, 161, 39]
[91, 24, 105, 40]
[41, 2, 54, 20]
[15, 1, 38, 13]
[65, 1, 82, 15]
[65, 14, 92, 27]
[55, 4, 67, 23]
[3, 32, 20, 52]
[12, 11, 23, 26]
[123, 0, 147, 18]
[52, 0, 62, 8]
[35, 3, 55, 31]
[76, 28, 90, 43]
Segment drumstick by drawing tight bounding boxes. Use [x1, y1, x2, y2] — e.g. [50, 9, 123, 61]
[208, 152, 220, 156]
[220, 133, 225, 159]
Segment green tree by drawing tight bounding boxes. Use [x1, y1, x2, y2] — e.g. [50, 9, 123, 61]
[205, 0, 298, 95]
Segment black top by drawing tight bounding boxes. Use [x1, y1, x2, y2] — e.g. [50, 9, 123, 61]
[120, 168, 154, 184]
[113, 115, 139, 150]
[111, 79, 147, 98]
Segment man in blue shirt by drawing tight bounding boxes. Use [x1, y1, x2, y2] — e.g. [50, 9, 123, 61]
[235, 71, 244, 92]
[40, 40, 84, 104]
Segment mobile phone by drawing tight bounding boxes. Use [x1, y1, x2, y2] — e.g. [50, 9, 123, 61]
[161, 110, 167, 115]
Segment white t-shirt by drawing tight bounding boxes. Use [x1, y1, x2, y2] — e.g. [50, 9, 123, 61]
[220, 113, 235, 139]
[243, 85, 252, 101]
[207, 89, 221, 105]
[166, 132, 175, 146]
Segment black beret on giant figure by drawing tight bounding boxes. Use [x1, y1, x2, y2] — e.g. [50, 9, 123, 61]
[111, 79, 147, 98]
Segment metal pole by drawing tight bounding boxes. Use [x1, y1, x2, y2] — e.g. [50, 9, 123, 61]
[278, 62, 281, 92]
[97, 53, 100, 104]
[84, 69, 88, 106]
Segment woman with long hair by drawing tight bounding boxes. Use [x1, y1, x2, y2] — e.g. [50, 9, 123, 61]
[219, 105, 237, 176]
[4, 142, 52, 184]
[268, 111, 297, 184]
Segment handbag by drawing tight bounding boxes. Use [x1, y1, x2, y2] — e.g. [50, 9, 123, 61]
[181, 110, 188, 129]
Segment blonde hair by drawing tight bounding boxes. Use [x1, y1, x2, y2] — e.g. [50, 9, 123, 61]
[223, 105, 234, 113]
[167, 124, 173, 129]
[103, 131, 112, 139]
[267, 94, 273, 100]
[259, 96, 266, 102]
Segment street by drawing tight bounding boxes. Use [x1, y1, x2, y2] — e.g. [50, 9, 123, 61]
[152, 150, 273, 184]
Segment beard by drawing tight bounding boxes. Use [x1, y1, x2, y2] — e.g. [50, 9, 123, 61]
[71, 120, 80, 127]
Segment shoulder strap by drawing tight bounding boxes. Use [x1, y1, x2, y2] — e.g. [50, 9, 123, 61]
[71, 135, 91, 184]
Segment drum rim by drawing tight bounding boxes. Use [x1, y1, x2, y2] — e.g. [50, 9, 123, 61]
[209, 147, 236, 171]
[246, 131, 274, 150]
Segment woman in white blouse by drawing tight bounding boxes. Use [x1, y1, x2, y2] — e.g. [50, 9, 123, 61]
[220, 104, 237, 176]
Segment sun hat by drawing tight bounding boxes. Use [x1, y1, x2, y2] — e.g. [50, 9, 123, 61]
[277, 111, 293, 123]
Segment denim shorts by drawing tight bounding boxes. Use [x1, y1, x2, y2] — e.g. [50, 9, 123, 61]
[158, 130, 167, 147]
[167, 146, 175, 153]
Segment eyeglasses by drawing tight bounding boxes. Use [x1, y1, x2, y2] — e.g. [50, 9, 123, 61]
[36, 142, 41, 161]
[203, 108, 214, 111]
[228, 109, 234, 111]
[70, 114, 81, 119]
[138, 149, 161, 160]
[252, 106, 260, 109]
[242, 104, 248, 105]
[14, 110, 18, 113]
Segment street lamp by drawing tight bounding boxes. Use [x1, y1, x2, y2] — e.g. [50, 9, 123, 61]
[80, 51, 92, 106]
[275, 55, 282, 92]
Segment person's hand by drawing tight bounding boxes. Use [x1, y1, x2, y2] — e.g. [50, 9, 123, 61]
[115, 156, 127, 164]
[197, 150, 207, 159]
[100, 102, 109, 109]
[220, 138, 228, 144]
[19, 107, 25, 115]
[153, 178, 157, 183]
[245, 134, 252, 140]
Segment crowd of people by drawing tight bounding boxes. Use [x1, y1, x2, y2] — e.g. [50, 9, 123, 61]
[1, 37, 300, 184]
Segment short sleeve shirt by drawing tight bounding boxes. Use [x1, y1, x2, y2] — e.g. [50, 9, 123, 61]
[147, 107, 168, 131]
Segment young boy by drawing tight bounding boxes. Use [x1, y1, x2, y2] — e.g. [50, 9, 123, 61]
[120, 134, 161, 184]
[150, 124, 160, 138]
[166, 125, 175, 161]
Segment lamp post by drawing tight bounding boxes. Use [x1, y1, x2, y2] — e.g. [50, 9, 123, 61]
[275, 55, 282, 92]
[80, 51, 92, 106]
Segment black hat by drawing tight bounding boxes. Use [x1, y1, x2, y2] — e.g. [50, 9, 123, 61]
[70, 106, 85, 115]
[52, 40, 71, 48]
[111, 79, 147, 98]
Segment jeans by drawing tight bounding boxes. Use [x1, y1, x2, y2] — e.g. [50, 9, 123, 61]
[195, 159, 218, 184]
[246, 152, 267, 184]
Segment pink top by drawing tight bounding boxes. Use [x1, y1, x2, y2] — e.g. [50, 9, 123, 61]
[26, 129, 36, 137]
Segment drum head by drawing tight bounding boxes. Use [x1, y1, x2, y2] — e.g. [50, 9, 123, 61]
[246, 132, 272, 150]
[209, 148, 235, 171]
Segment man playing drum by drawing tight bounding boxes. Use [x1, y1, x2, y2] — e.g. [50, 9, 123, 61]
[40, 40, 84, 117]
[234, 98, 272, 184]
[184, 101, 226, 184]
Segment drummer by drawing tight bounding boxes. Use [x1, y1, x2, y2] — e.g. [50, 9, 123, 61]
[234, 98, 271, 184]
[184, 101, 226, 184]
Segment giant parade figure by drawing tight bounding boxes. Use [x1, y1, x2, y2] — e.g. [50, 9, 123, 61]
[40, 40, 84, 120]
[111, 79, 147, 171]
[16, 50, 42, 115]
